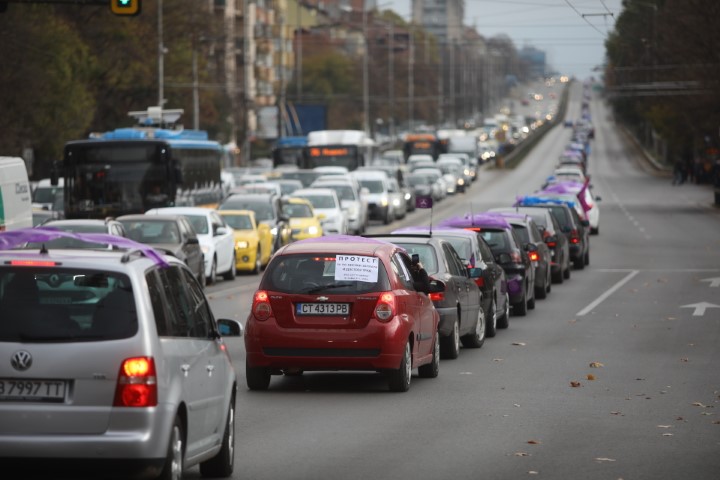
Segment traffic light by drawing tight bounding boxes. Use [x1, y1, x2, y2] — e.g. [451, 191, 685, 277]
[111, 0, 141, 16]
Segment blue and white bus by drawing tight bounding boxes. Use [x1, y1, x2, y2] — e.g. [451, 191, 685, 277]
[60, 112, 223, 219]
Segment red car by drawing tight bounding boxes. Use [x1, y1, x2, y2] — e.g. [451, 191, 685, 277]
[244, 235, 445, 392]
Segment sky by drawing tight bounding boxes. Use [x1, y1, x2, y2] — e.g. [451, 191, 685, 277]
[389, 0, 625, 80]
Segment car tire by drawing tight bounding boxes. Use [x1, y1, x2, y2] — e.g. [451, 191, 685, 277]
[199, 398, 235, 478]
[158, 416, 184, 480]
[573, 256, 585, 270]
[497, 292, 510, 328]
[252, 247, 262, 274]
[485, 297, 498, 338]
[207, 257, 217, 285]
[198, 258, 207, 289]
[564, 264, 571, 279]
[535, 279, 547, 300]
[527, 289, 536, 310]
[388, 341, 412, 392]
[246, 363, 271, 391]
[441, 319, 461, 359]
[223, 253, 237, 281]
[513, 291, 528, 317]
[552, 266, 564, 284]
[461, 306, 485, 348]
[418, 337, 439, 379]
[585, 250, 590, 266]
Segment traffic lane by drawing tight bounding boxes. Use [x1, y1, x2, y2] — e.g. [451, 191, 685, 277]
[186, 262, 720, 480]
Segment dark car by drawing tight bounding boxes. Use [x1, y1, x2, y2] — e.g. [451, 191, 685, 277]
[491, 205, 571, 283]
[393, 226, 509, 338]
[28, 218, 127, 251]
[406, 172, 442, 203]
[219, 192, 292, 254]
[117, 213, 206, 288]
[439, 213, 536, 317]
[516, 196, 590, 270]
[487, 212, 552, 300]
[371, 233, 485, 359]
[244, 235, 444, 392]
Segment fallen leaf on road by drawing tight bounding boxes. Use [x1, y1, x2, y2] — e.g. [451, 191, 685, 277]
[528, 471, 539, 475]
[712, 420, 720, 425]
[514, 403, 521, 408]
[680, 358, 689, 362]
[570, 381, 582, 388]
[589, 362, 604, 368]
[594, 457, 616, 463]
[662, 433, 674, 437]
[657, 425, 672, 428]
[700, 412, 714, 416]
[692, 402, 707, 407]
[527, 440, 541, 445]
[512, 342, 527, 346]
[610, 411, 623, 416]
[587, 374, 596, 381]
[514, 452, 531, 457]
[493, 358, 503, 362]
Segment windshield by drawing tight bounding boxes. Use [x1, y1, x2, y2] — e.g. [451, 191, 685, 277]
[297, 194, 337, 209]
[357, 179, 384, 194]
[283, 203, 314, 218]
[33, 186, 63, 204]
[184, 215, 209, 234]
[222, 214, 253, 230]
[221, 198, 275, 221]
[119, 220, 180, 244]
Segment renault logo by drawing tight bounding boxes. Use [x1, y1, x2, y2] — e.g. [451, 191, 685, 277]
[11, 351, 33, 371]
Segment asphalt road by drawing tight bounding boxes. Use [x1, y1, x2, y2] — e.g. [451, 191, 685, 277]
[190, 82, 720, 480]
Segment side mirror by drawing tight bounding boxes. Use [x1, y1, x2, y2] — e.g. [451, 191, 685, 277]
[216, 318, 243, 337]
[317, 213, 327, 221]
[215, 226, 229, 236]
[525, 243, 538, 252]
[581, 219, 590, 227]
[186, 237, 199, 245]
[467, 267, 483, 278]
[427, 278, 446, 294]
[279, 215, 290, 223]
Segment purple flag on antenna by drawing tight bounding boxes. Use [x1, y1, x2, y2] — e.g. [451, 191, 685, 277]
[415, 196, 433, 209]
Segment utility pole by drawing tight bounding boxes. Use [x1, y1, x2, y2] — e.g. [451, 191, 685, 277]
[388, 21, 394, 139]
[362, 0, 370, 136]
[408, 27, 414, 129]
[157, 0, 164, 107]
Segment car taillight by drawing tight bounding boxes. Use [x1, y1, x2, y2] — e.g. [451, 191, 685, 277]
[428, 292, 445, 301]
[570, 229, 580, 244]
[252, 290, 272, 321]
[114, 357, 157, 407]
[374, 292, 396, 322]
[473, 277, 485, 288]
[528, 251, 539, 262]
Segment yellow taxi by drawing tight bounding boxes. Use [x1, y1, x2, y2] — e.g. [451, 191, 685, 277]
[218, 209, 273, 274]
[282, 197, 324, 241]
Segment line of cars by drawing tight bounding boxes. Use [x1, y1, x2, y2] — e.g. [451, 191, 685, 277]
[242, 108, 600, 394]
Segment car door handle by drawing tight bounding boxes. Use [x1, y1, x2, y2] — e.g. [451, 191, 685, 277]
[181, 364, 190, 377]
[206, 364, 215, 377]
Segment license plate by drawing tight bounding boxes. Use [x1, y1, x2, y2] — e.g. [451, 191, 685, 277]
[0, 378, 67, 402]
[296, 303, 350, 316]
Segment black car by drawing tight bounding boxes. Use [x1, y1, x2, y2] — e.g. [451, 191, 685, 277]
[488, 212, 553, 300]
[394, 226, 510, 338]
[219, 192, 292, 254]
[369, 233, 485, 359]
[493, 205, 571, 284]
[116, 214, 206, 288]
[439, 214, 536, 317]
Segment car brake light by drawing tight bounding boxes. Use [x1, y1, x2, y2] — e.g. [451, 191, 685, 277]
[9, 260, 59, 267]
[528, 251, 539, 262]
[114, 357, 157, 407]
[428, 292, 444, 301]
[374, 292, 396, 322]
[570, 229, 580, 244]
[252, 290, 272, 321]
[464, 227, 482, 232]
[510, 251, 523, 263]
[473, 277, 485, 288]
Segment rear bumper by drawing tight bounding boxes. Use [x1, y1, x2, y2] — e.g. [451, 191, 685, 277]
[245, 315, 413, 371]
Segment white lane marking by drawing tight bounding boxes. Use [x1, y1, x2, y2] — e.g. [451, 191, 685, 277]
[577, 270, 640, 316]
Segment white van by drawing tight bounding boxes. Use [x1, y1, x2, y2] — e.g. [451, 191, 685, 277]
[32, 177, 64, 212]
[0, 157, 33, 231]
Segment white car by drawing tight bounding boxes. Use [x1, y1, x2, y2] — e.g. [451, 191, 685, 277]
[291, 188, 348, 235]
[310, 178, 369, 234]
[146, 206, 237, 284]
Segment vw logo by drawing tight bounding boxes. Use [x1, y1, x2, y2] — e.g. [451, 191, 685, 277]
[11, 351, 33, 371]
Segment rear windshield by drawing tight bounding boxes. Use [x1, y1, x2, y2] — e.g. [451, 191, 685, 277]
[261, 254, 391, 294]
[511, 225, 529, 244]
[479, 229, 515, 253]
[545, 206, 572, 229]
[0, 269, 136, 342]
[119, 219, 179, 244]
[391, 243, 439, 275]
[435, 236, 472, 264]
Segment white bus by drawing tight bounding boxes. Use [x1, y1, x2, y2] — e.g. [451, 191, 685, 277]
[302, 130, 377, 172]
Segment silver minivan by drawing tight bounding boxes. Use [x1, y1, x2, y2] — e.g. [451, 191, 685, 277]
[0, 228, 243, 480]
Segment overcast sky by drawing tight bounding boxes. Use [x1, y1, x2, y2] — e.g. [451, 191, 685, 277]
[390, 0, 625, 80]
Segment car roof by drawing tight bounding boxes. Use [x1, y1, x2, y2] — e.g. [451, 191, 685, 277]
[293, 188, 337, 197]
[217, 209, 256, 217]
[117, 214, 186, 222]
[146, 207, 214, 215]
[392, 226, 479, 240]
[276, 235, 397, 257]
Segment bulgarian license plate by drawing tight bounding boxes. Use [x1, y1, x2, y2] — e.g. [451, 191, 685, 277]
[296, 303, 350, 316]
[0, 378, 67, 402]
